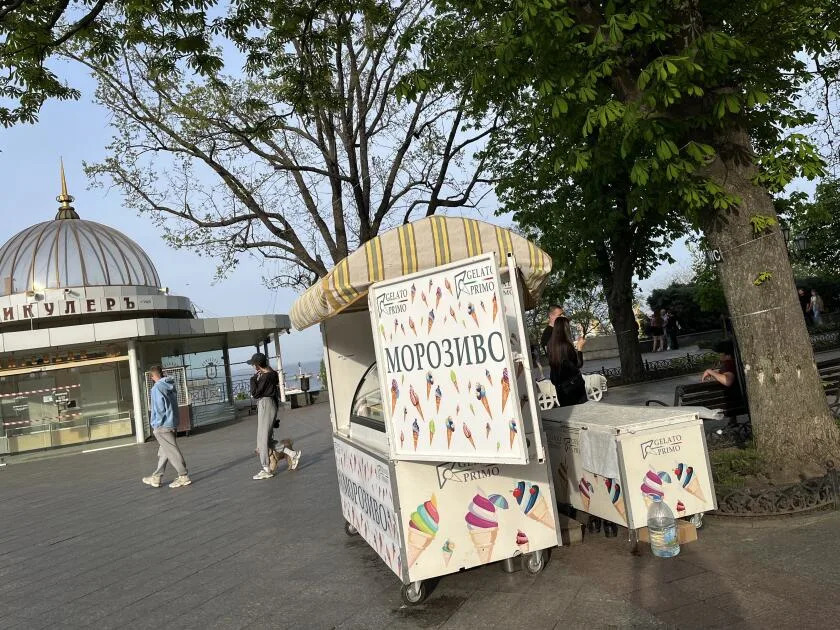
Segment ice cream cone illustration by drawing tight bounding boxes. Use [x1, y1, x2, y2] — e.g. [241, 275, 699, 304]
[400, 430, 405, 449]
[480, 300, 486, 313]
[429, 420, 436, 445]
[492, 294, 498, 322]
[449, 306, 456, 321]
[501, 368, 511, 411]
[445, 278, 453, 295]
[390, 379, 399, 415]
[450, 369, 459, 393]
[513, 481, 555, 529]
[446, 417, 455, 448]
[441, 540, 455, 567]
[400, 323, 406, 335]
[408, 317, 417, 335]
[465, 491, 500, 563]
[427, 309, 435, 333]
[676, 500, 686, 517]
[640, 469, 666, 508]
[509, 419, 518, 448]
[605, 478, 626, 524]
[403, 408, 408, 423]
[409, 385, 424, 421]
[421, 291, 428, 307]
[516, 530, 529, 555]
[436, 287, 443, 309]
[379, 323, 386, 339]
[393, 319, 398, 334]
[426, 372, 434, 399]
[485, 369, 493, 386]
[476, 384, 491, 418]
[410, 283, 416, 303]
[435, 385, 442, 413]
[578, 478, 593, 512]
[467, 303, 479, 326]
[675, 463, 707, 503]
[412, 419, 420, 451]
[463, 423, 476, 449]
[407, 495, 439, 567]
[485, 421, 491, 439]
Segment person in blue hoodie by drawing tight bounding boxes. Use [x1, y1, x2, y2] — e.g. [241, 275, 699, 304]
[142, 365, 191, 489]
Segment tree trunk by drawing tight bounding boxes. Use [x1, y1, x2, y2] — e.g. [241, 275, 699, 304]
[704, 130, 840, 472]
[600, 246, 644, 381]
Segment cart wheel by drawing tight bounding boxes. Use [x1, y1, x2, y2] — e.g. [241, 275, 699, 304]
[690, 513, 704, 530]
[524, 550, 546, 575]
[344, 521, 358, 536]
[400, 581, 427, 605]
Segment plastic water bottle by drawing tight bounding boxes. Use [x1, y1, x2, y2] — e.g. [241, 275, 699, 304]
[647, 495, 680, 558]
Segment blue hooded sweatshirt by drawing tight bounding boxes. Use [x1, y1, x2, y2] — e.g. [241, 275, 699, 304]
[150, 376, 178, 430]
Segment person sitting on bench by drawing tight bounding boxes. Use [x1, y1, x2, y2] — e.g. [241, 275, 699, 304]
[701, 340, 737, 388]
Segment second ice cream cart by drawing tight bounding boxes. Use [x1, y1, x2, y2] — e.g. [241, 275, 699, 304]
[290, 217, 561, 604]
[543, 403, 717, 534]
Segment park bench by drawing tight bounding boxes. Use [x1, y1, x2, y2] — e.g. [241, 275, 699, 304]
[646, 357, 840, 420]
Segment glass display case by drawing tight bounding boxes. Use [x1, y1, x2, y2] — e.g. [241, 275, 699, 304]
[351, 363, 384, 432]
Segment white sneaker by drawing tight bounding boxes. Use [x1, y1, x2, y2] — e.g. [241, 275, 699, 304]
[288, 450, 302, 471]
[142, 475, 162, 488]
[253, 469, 274, 480]
[169, 475, 192, 488]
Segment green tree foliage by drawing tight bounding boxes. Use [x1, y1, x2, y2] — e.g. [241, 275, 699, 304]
[0, 0, 221, 126]
[787, 179, 840, 278]
[416, 0, 840, 468]
[647, 282, 722, 333]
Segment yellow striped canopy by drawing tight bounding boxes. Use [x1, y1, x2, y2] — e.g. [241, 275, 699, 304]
[289, 216, 553, 330]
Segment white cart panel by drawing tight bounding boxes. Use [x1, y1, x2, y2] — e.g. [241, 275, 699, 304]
[334, 438, 402, 578]
[369, 254, 529, 465]
[617, 423, 717, 527]
[545, 418, 716, 529]
[394, 457, 561, 583]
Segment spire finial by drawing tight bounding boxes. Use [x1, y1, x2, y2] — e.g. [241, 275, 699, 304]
[56, 157, 80, 220]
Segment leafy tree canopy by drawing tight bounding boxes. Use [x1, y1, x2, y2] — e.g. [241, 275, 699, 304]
[0, 0, 221, 126]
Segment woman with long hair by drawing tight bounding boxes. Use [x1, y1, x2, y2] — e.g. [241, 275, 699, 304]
[548, 316, 587, 407]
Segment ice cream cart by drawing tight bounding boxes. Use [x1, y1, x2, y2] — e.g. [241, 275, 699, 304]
[290, 217, 561, 604]
[543, 403, 717, 534]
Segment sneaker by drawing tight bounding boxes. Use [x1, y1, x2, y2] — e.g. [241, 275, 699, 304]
[142, 475, 162, 488]
[288, 450, 302, 471]
[253, 469, 274, 480]
[169, 475, 192, 488]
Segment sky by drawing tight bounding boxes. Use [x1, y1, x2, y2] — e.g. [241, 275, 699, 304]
[4, 56, 815, 364]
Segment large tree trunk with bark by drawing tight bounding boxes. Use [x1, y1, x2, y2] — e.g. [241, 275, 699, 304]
[704, 131, 840, 473]
[600, 243, 644, 381]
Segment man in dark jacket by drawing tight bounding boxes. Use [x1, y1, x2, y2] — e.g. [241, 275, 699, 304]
[540, 305, 565, 356]
[142, 366, 191, 489]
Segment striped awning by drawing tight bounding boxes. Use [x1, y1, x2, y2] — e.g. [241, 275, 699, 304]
[290, 216, 552, 331]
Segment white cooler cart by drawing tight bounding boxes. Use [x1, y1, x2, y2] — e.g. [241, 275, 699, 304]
[542, 404, 717, 536]
[290, 218, 561, 604]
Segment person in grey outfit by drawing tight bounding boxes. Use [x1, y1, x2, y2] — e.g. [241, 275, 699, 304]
[248, 353, 301, 480]
[142, 365, 191, 489]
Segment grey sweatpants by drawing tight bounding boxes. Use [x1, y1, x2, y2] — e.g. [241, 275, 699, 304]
[153, 428, 188, 476]
[256, 397, 277, 469]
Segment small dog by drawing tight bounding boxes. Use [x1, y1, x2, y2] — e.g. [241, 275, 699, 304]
[255, 438, 295, 473]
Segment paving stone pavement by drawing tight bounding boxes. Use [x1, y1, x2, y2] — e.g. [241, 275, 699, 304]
[3, 402, 840, 629]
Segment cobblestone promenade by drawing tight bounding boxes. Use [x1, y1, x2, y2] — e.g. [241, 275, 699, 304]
[3, 397, 840, 629]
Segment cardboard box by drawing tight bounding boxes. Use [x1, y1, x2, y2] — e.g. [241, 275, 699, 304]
[637, 520, 698, 545]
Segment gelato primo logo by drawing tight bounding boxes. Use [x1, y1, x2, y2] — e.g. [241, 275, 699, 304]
[436, 462, 501, 489]
[376, 289, 409, 317]
[454, 264, 495, 299]
[640, 434, 683, 459]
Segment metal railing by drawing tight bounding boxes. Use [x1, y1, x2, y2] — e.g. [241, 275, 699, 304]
[1, 410, 133, 454]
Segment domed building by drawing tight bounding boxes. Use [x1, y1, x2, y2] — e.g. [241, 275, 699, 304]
[0, 166, 290, 456]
